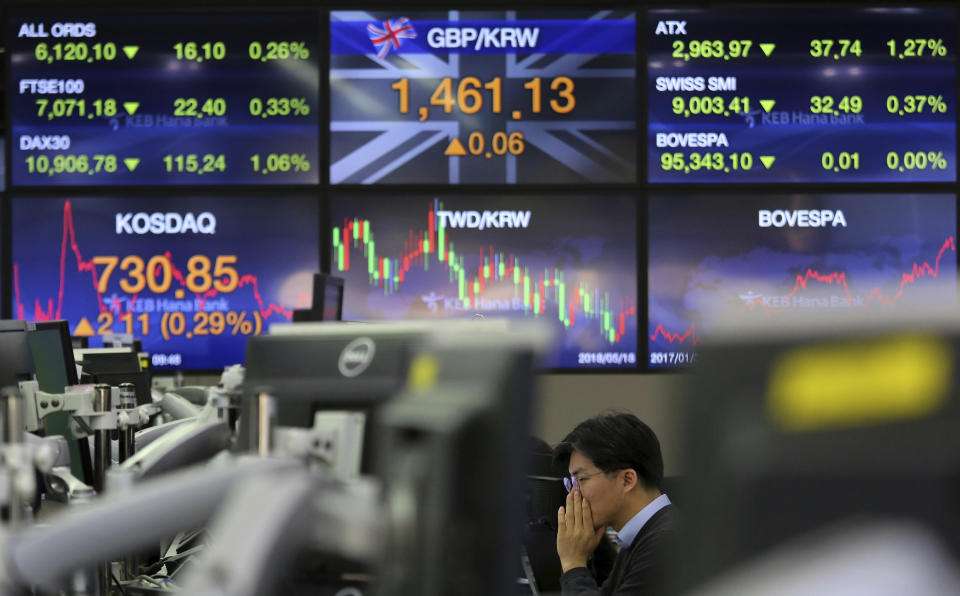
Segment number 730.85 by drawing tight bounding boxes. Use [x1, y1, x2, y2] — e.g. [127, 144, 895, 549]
[91, 254, 239, 294]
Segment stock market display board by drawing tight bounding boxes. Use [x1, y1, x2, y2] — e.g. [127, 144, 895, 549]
[648, 7, 956, 182]
[11, 195, 319, 370]
[330, 10, 636, 184]
[8, 12, 320, 185]
[2, 5, 958, 372]
[331, 193, 638, 368]
[648, 194, 957, 368]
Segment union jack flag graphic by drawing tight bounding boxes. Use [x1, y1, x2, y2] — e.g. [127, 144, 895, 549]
[367, 18, 417, 58]
[332, 10, 637, 184]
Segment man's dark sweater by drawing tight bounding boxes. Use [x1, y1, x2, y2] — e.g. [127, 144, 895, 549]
[559, 505, 678, 595]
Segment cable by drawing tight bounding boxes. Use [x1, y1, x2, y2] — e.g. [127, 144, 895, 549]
[137, 575, 163, 587]
[111, 571, 126, 595]
[134, 575, 177, 591]
[142, 545, 204, 576]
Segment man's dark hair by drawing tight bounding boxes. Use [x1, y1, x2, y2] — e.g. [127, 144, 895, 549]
[553, 412, 664, 490]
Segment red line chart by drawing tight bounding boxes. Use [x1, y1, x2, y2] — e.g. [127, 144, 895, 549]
[651, 236, 956, 345]
[13, 200, 309, 323]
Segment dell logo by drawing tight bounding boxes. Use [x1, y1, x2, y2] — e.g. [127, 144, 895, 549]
[338, 337, 376, 378]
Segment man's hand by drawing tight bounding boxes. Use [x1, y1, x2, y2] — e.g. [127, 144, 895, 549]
[557, 489, 606, 573]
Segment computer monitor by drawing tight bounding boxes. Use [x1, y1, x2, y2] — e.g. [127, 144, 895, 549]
[238, 322, 434, 468]
[318, 275, 344, 321]
[292, 274, 344, 322]
[29, 320, 87, 481]
[240, 320, 523, 470]
[373, 327, 542, 596]
[523, 438, 567, 593]
[78, 350, 150, 404]
[28, 320, 79, 393]
[73, 347, 136, 363]
[0, 320, 36, 388]
[80, 351, 140, 374]
[673, 317, 960, 592]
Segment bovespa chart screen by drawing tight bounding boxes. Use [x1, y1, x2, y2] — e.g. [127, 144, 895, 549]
[648, 194, 957, 368]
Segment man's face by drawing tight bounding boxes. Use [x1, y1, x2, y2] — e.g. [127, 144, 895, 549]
[568, 450, 622, 530]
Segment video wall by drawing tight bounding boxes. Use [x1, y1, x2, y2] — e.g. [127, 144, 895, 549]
[3, 4, 958, 371]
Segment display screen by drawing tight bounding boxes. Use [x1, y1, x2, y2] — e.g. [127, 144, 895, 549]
[648, 8, 956, 182]
[12, 195, 319, 370]
[331, 194, 638, 368]
[8, 12, 319, 186]
[330, 10, 636, 184]
[648, 194, 957, 368]
[0, 136, 5, 190]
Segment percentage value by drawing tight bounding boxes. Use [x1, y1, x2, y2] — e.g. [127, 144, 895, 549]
[248, 41, 310, 61]
[248, 97, 310, 117]
[249, 153, 311, 174]
[886, 94, 948, 114]
[226, 311, 254, 335]
[160, 310, 263, 341]
[886, 151, 948, 170]
[888, 38, 948, 58]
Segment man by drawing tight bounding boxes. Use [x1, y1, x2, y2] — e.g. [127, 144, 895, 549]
[554, 412, 678, 595]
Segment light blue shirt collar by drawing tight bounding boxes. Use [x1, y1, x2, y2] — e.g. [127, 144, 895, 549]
[613, 494, 672, 548]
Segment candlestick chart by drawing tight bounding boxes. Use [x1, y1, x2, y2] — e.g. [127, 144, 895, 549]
[331, 194, 638, 368]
